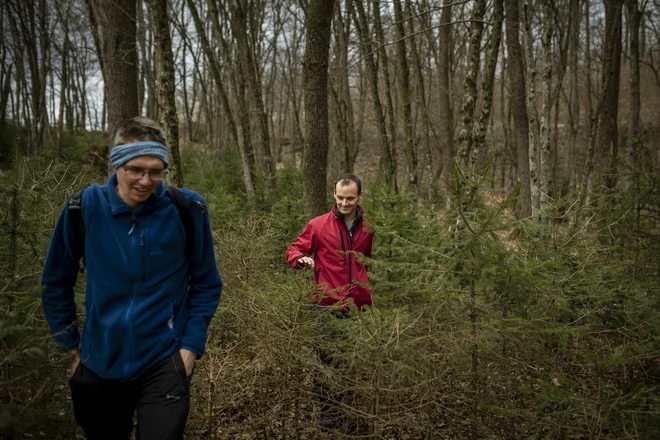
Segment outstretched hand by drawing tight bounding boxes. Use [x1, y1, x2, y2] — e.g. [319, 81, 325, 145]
[297, 256, 314, 269]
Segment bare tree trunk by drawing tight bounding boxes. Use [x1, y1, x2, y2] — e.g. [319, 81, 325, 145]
[332, 0, 357, 173]
[407, 0, 438, 205]
[7, 0, 51, 155]
[626, 0, 641, 169]
[186, 0, 257, 207]
[229, 0, 275, 190]
[87, 0, 139, 143]
[595, 0, 623, 191]
[473, 0, 504, 165]
[175, 3, 193, 141]
[539, 0, 553, 220]
[393, 0, 419, 197]
[373, 2, 400, 191]
[148, 0, 183, 187]
[56, 5, 71, 160]
[456, 0, 487, 174]
[351, 0, 397, 192]
[505, 0, 532, 218]
[303, 0, 335, 218]
[567, 0, 581, 191]
[436, 0, 454, 205]
[0, 2, 8, 142]
[522, 1, 541, 213]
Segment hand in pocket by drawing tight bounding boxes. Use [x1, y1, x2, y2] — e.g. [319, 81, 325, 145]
[70, 350, 80, 377]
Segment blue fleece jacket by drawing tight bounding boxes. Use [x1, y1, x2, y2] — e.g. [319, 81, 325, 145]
[41, 174, 222, 380]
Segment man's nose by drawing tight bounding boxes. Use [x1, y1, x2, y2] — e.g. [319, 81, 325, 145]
[139, 174, 152, 185]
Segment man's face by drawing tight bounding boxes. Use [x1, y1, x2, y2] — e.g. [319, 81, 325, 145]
[334, 181, 362, 218]
[115, 156, 166, 208]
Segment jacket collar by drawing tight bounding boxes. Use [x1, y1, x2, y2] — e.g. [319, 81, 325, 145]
[104, 172, 167, 216]
[332, 204, 364, 224]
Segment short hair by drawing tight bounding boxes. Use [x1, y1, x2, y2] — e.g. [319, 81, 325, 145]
[113, 116, 167, 146]
[334, 173, 362, 195]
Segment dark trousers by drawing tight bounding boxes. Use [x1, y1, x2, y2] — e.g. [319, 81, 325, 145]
[69, 351, 191, 440]
[312, 306, 351, 417]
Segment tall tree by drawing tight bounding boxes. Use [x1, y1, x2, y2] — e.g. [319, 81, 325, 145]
[539, 0, 553, 219]
[372, 2, 400, 191]
[456, 0, 487, 175]
[7, 0, 51, 154]
[580, 0, 623, 200]
[147, 0, 183, 186]
[407, 0, 440, 204]
[351, 0, 397, 192]
[0, 0, 12, 142]
[186, 0, 256, 208]
[595, 0, 623, 190]
[567, 0, 581, 190]
[522, 1, 541, 213]
[435, 0, 455, 205]
[505, 0, 531, 218]
[626, 0, 642, 170]
[55, 1, 72, 159]
[86, 0, 139, 140]
[302, 0, 335, 217]
[472, 0, 504, 163]
[330, 1, 358, 173]
[228, 0, 276, 190]
[393, 0, 419, 197]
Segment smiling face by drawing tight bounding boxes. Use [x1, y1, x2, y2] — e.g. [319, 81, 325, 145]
[115, 155, 165, 208]
[333, 180, 363, 221]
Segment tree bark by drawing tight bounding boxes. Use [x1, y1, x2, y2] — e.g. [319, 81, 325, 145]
[567, 0, 581, 191]
[505, 0, 531, 218]
[56, 4, 71, 160]
[331, 0, 357, 173]
[302, 0, 335, 218]
[456, 0, 487, 174]
[148, 0, 183, 187]
[473, 0, 504, 165]
[539, 0, 553, 219]
[626, 0, 641, 169]
[373, 2, 400, 191]
[595, 0, 623, 190]
[408, 0, 439, 205]
[522, 1, 541, 213]
[86, 0, 139, 142]
[7, 0, 51, 155]
[393, 0, 419, 197]
[436, 0, 454, 205]
[229, 0, 276, 190]
[352, 0, 397, 192]
[186, 0, 257, 207]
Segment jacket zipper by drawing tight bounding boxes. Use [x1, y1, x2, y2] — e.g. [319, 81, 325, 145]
[140, 230, 146, 282]
[123, 215, 138, 379]
[339, 222, 353, 296]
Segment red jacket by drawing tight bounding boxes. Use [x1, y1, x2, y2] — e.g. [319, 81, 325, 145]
[286, 205, 374, 309]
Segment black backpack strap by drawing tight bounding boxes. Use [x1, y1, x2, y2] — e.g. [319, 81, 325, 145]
[67, 187, 86, 271]
[165, 186, 197, 260]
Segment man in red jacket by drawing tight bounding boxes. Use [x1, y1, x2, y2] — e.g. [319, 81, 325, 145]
[286, 173, 374, 311]
[286, 173, 374, 432]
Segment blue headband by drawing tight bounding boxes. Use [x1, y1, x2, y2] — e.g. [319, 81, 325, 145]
[110, 141, 169, 169]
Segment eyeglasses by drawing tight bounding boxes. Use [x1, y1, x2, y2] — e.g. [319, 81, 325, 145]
[122, 166, 168, 181]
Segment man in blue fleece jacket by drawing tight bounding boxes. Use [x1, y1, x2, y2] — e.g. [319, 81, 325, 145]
[41, 116, 222, 440]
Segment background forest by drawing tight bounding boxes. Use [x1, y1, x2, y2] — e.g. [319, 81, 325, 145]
[1, 0, 660, 439]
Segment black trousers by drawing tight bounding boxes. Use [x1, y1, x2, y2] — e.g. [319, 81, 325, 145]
[69, 351, 191, 440]
[312, 306, 351, 414]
